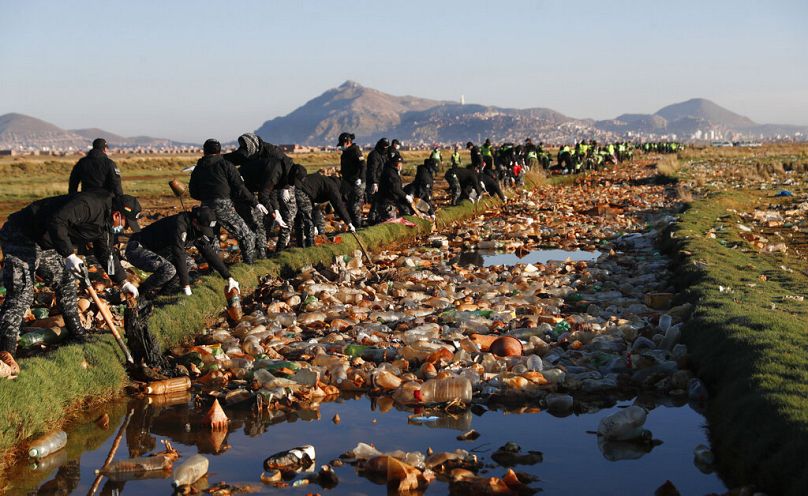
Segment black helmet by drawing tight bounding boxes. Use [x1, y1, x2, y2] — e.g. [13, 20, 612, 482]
[377, 138, 390, 149]
[484, 138, 491, 146]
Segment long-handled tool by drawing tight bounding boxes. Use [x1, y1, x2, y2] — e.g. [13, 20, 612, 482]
[81, 267, 134, 365]
[169, 179, 189, 214]
[349, 231, 375, 271]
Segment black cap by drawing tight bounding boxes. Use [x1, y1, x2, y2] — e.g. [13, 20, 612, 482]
[390, 155, 404, 165]
[92, 138, 107, 150]
[391, 139, 401, 146]
[337, 132, 354, 146]
[377, 138, 389, 149]
[191, 206, 217, 238]
[466, 141, 474, 148]
[112, 195, 142, 233]
[203, 139, 221, 155]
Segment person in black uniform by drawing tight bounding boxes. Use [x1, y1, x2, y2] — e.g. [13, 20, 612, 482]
[68, 138, 124, 197]
[387, 139, 402, 162]
[338, 132, 366, 228]
[0, 192, 140, 358]
[295, 166, 355, 247]
[445, 164, 484, 205]
[225, 133, 302, 253]
[189, 139, 266, 264]
[466, 141, 484, 171]
[125, 206, 238, 298]
[404, 158, 438, 217]
[365, 138, 388, 224]
[480, 169, 506, 201]
[374, 155, 413, 222]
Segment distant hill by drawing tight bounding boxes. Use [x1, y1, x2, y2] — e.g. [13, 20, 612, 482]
[0, 113, 187, 150]
[257, 83, 808, 145]
[256, 81, 617, 145]
[256, 80, 446, 145]
[0, 113, 87, 150]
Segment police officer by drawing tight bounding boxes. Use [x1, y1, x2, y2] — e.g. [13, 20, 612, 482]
[0, 192, 140, 358]
[226, 133, 302, 253]
[365, 138, 388, 224]
[480, 138, 495, 171]
[450, 145, 462, 168]
[480, 170, 506, 201]
[295, 166, 355, 247]
[338, 132, 366, 228]
[524, 138, 539, 169]
[374, 155, 413, 222]
[445, 164, 484, 205]
[404, 158, 438, 217]
[466, 141, 483, 171]
[189, 139, 266, 264]
[429, 145, 442, 171]
[366, 138, 388, 199]
[388, 139, 402, 162]
[125, 206, 238, 298]
[68, 138, 124, 197]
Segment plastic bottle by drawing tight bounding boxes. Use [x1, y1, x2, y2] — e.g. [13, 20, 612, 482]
[19, 327, 64, 349]
[525, 355, 544, 372]
[417, 376, 473, 404]
[145, 376, 191, 395]
[545, 393, 574, 412]
[597, 406, 648, 441]
[225, 286, 242, 322]
[263, 445, 316, 472]
[392, 381, 422, 405]
[658, 314, 672, 333]
[172, 454, 209, 488]
[372, 370, 402, 390]
[28, 430, 67, 459]
[242, 335, 264, 356]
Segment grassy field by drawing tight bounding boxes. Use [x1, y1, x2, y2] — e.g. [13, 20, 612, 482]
[663, 187, 808, 494]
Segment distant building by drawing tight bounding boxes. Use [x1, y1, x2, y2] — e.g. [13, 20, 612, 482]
[279, 144, 316, 153]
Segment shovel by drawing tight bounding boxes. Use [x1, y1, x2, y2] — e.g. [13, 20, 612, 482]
[81, 267, 134, 365]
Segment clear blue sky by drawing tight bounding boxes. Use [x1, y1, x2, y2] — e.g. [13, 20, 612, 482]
[1, 0, 806, 142]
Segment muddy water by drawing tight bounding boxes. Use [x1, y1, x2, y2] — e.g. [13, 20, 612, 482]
[8, 392, 725, 495]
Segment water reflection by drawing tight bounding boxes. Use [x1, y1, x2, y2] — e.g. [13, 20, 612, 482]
[7, 389, 727, 495]
[455, 249, 602, 267]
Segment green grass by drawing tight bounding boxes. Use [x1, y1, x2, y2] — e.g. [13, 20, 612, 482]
[665, 191, 808, 495]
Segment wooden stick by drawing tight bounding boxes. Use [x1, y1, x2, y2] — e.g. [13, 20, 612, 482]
[87, 284, 135, 365]
[86, 408, 133, 496]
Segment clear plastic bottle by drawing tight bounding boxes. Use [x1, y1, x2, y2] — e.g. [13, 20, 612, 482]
[392, 381, 422, 405]
[28, 430, 67, 459]
[242, 335, 264, 356]
[417, 376, 472, 404]
[597, 405, 648, 441]
[172, 454, 209, 488]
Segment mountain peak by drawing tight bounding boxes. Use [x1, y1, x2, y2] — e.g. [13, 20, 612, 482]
[338, 80, 363, 90]
[654, 98, 756, 128]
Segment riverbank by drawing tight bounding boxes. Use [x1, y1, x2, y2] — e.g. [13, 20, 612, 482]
[665, 191, 808, 495]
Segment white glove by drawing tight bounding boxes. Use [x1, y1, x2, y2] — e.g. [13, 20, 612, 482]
[121, 281, 139, 298]
[348, 223, 356, 233]
[227, 277, 239, 292]
[183, 286, 193, 296]
[281, 189, 290, 202]
[65, 253, 85, 277]
[273, 210, 288, 229]
[370, 183, 378, 194]
[313, 227, 319, 236]
[405, 194, 414, 204]
[355, 178, 362, 187]
[256, 203, 269, 216]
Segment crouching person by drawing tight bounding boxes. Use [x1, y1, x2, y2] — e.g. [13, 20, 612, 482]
[295, 165, 356, 247]
[125, 206, 237, 298]
[0, 192, 141, 358]
[374, 155, 414, 222]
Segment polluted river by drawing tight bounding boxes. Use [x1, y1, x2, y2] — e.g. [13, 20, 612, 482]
[5, 164, 729, 495]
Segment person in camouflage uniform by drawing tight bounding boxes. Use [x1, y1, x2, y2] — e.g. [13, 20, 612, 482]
[338, 132, 366, 228]
[0, 192, 141, 357]
[274, 186, 298, 251]
[189, 139, 265, 264]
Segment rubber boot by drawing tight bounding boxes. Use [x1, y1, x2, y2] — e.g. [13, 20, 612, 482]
[64, 313, 87, 344]
[0, 333, 18, 358]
